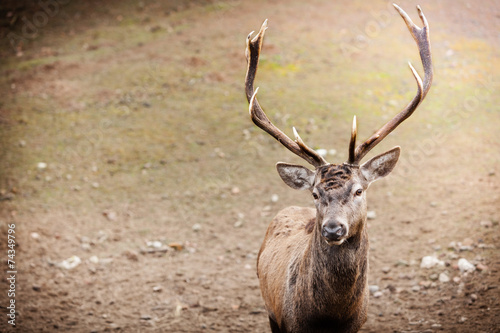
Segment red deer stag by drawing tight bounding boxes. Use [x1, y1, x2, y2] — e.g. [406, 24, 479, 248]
[244, 4, 432, 333]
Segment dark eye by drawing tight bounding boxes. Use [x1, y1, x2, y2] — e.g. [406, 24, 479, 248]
[312, 192, 319, 200]
[355, 189, 363, 196]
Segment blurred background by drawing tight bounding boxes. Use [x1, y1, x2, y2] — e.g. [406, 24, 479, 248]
[0, 0, 499, 331]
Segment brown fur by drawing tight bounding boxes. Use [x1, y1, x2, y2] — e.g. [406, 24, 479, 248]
[257, 206, 369, 333]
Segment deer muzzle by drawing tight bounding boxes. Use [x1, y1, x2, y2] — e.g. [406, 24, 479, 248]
[322, 219, 348, 246]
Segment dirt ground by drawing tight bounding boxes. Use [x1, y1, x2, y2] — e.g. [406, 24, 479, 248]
[0, 0, 499, 332]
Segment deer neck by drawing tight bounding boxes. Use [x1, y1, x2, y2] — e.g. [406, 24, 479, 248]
[306, 217, 369, 290]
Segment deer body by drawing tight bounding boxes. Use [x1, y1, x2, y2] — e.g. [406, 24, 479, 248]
[258, 206, 369, 333]
[244, 4, 433, 333]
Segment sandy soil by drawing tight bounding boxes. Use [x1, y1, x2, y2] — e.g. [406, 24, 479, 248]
[0, 0, 499, 332]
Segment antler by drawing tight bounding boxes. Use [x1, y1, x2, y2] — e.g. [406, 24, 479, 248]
[347, 4, 433, 165]
[245, 20, 328, 168]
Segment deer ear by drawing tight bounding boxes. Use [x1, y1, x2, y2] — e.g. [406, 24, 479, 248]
[276, 163, 315, 190]
[360, 146, 400, 184]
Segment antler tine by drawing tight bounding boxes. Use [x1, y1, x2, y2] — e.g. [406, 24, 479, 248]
[245, 20, 328, 168]
[347, 116, 357, 164]
[351, 4, 433, 164]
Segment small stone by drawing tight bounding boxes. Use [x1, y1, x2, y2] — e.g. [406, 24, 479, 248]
[153, 286, 162, 292]
[419, 280, 432, 289]
[30, 232, 40, 240]
[123, 250, 139, 261]
[366, 211, 377, 220]
[234, 220, 244, 228]
[429, 273, 439, 281]
[59, 256, 82, 270]
[459, 316, 467, 323]
[168, 242, 183, 251]
[457, 258, 475, 273]
[430, 201, 438, 207]
[420, 256, 444, 269]
[328, 149, 337, 156]
[381, 266, 391, 274]
[89, 256, 99, 264]
[369, 285, 379, 294]
[231, 187, 240, 195]
[192, 223, 202, 232]
[373, 291, 383, 298]
[316, 148, 328, 157]
[411, 285, 421, 292]
[147, 240, 162, 248]
[271, 194, 279, 203]
[19, 140, 26, 147]
[480, 220, 492, 228]
[395, 259, 409, 267]
[32, 284, 41, 292]
[476, 263, 488, 272]
[452, 276, 461, 284]
[470, 293, 478, 301]
[102, 210, 117, 221]
[37, 162, 47, 170]
[439, 273, 450, 283]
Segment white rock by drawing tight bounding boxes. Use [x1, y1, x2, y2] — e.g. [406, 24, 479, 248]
[192, 223, 202, 232]
[439, 272, 450, 283]
[271, 194, 279, 203]
[59, 256, 82, 270]
[458, 258, 475, 273]
[366, 211, 377, 220]
[37, 162, 47, 170]
[30, 232, 40, 239]
[316, 149, 328, 157]
[89, 256, 99, 264]
[420, 256, 445, 269]
[369, 285, 379, 294]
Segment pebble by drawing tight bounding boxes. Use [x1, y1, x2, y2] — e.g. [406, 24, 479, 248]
[457, 258, 475, 273]
[59, 256, 82, 270]
[381, 266, 391, 274]
[30, 232, 40, 240]
[411, 285, 421, 292]
[37, 162, 47, 170]
[168, 242, 183, 251]
[420, 256, 444, 269]
[369, 285, 379, 294]
[271, 194, 279, 203]
[476, 263, 488, 272]
[192, 223, 202, 232]
[89, 256, 99, 264]
[316, 149, 328, 157]
[479, 220, 492, 228]
[439, 272, 450, 283]
[373, 291, 383, 298]
[367, 211, 377, 220]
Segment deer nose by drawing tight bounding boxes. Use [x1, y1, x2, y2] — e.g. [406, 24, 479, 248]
[322, 221, 347, 243]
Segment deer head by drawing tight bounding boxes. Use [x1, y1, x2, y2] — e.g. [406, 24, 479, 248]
[245, 5, 432, 246]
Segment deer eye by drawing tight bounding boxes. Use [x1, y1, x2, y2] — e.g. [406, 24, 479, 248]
[312, 192, 319, 200]
[355, 189, 363, 196]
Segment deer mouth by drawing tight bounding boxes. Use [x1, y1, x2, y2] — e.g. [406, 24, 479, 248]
[324, 238, 346, 246]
